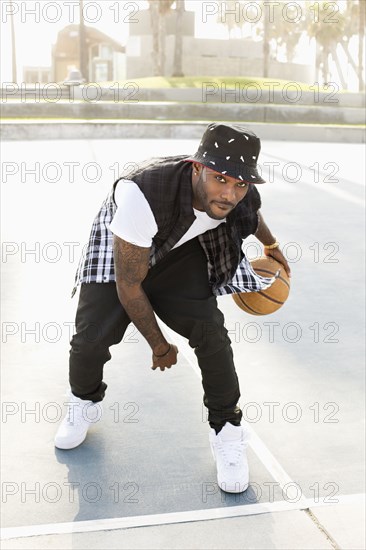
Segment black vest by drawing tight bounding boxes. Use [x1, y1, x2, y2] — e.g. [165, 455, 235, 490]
[73, 155, 273, 296]
[113, 155, 261, 267]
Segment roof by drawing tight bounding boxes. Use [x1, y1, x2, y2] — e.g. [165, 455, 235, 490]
[54, 24, 124, 57]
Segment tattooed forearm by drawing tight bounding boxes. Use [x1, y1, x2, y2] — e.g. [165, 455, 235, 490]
[113, 236, 168, 353]
[124, 296, 167, 350]
[114, 236, 150, 286]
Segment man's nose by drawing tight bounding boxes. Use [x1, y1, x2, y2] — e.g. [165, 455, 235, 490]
[220, 184, 236, 203]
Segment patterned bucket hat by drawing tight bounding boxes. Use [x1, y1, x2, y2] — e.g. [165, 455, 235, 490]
[186, 122, 265, 184]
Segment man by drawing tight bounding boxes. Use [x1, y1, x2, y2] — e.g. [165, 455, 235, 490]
[55, 123, 290, 494]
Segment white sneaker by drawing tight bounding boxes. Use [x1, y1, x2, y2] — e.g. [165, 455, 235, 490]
[54, 391, 103, 450]
[209, 422, 249, 493]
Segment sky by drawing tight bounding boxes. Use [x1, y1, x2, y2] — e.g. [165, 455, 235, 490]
[0, 0, 362, 89]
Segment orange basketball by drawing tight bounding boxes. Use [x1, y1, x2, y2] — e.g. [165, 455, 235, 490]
[232, 256, 290, 315]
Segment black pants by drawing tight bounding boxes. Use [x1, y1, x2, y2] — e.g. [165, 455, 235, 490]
[69, 238, 242, 432]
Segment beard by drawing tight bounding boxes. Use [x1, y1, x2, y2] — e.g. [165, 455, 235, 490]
[194, 173, 233, 220]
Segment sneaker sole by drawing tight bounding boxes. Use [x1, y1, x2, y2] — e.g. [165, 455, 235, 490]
[218, 480, 249, 493]
[54, 433, 88, 450]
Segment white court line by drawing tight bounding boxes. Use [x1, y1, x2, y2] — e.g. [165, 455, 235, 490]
[159, 322, 307, 505]
[158, 322, 364, 550]
[2, 323, 359, 542]
[1, 493, 364, 541]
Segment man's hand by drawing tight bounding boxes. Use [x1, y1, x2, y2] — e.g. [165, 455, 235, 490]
[264, 247, 291, 278]
[152, 344, 179, 371]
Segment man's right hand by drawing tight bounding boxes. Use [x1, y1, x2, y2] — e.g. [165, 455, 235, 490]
[152, 344, 179, 371]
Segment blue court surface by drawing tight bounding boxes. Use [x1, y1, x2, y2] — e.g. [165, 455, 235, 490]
[1, 137, 365, 549]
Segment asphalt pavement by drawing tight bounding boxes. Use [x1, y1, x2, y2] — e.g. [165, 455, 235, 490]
[1, 137, 365, 549]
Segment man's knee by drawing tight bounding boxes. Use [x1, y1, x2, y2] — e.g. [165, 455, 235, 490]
[190, 318, 231, 356]
[70, 323, 124, 352]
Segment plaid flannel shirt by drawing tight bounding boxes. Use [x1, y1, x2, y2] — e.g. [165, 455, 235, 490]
[72, 158, 276, 297]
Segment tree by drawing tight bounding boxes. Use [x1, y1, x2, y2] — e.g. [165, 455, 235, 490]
[9, 0, 17, 83]
[79, 0, 88, 81]
[263, 4, 269, 78]
[357, 0, 365, 92]
[267, 3, 307, 64]
[306, 1, 347, 85]
[217, 1, 243, 38]
[216, 1, 306, 76]
[257, 2, 306, 75]
[148, 0, 175, 76]
[343, 0, 365, 90]
[216, 1, 272, 76]
[172, 0, 185, 77]
[305, 0, 365, 90]
[149, 1, 160, 76]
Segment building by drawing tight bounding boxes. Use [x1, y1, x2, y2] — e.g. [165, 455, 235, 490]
[126, 9, 313, 83]
[51, 24, 125, 83]
[23, 66, 51, 84]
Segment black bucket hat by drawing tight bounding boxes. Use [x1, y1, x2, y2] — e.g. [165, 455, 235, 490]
[186, 122, 265, 184]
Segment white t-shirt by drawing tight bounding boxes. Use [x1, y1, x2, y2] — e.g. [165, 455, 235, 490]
[109, 180, 225, 248]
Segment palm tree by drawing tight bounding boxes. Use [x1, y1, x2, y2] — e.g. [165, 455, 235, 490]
[307, 0, 365, 90]
[218, 1, 242, 38]
[334, 0, 364, 90]
[9, 0, 17, 83]
[79, 0, 88, 81]
[344, 0, 365, 91]
[172, 0, 185, 77]
[148, 0, 175, 76]
[149, 0, 160, 76]
[149, 1, 160, 76]
[266, 3, 307, 64]
[358, 0, 365, 92]
[216, 1, 271, 75]
[306, 1, 347, 85]
[263, 4, 269, 78]
[261, 1, 306, 74]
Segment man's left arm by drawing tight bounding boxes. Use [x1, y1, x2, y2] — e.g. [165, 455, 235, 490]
[254, 210, 291, 277]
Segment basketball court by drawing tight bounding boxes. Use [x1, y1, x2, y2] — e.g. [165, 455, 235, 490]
[1, 137, 365, 549]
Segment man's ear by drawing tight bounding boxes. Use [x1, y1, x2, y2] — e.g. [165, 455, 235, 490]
[192, 162, 202, 173]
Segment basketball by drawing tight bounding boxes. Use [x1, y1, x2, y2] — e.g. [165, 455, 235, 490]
[232, 256, 290, 315]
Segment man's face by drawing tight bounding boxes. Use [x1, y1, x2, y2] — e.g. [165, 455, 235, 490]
[192, 164, 250, 220]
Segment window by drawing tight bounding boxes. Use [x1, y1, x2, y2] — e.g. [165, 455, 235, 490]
[100, 44, 112, 59]
[95, 62, 108, 82]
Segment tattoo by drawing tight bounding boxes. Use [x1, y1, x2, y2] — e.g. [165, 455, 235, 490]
[114, 237, 150, 286]
[113, 237, 166, 351]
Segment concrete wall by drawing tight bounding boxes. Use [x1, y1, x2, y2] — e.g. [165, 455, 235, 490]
[2, 121, 364, 143]
[113, 52, 126, 81]
[129, 9, 195, 36]
[3, 100, 364, 125]
[125, 35, 313, 83]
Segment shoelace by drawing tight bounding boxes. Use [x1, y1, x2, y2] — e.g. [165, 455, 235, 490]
[216, 439, 247, 467]
[66, 401, 83, 426]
